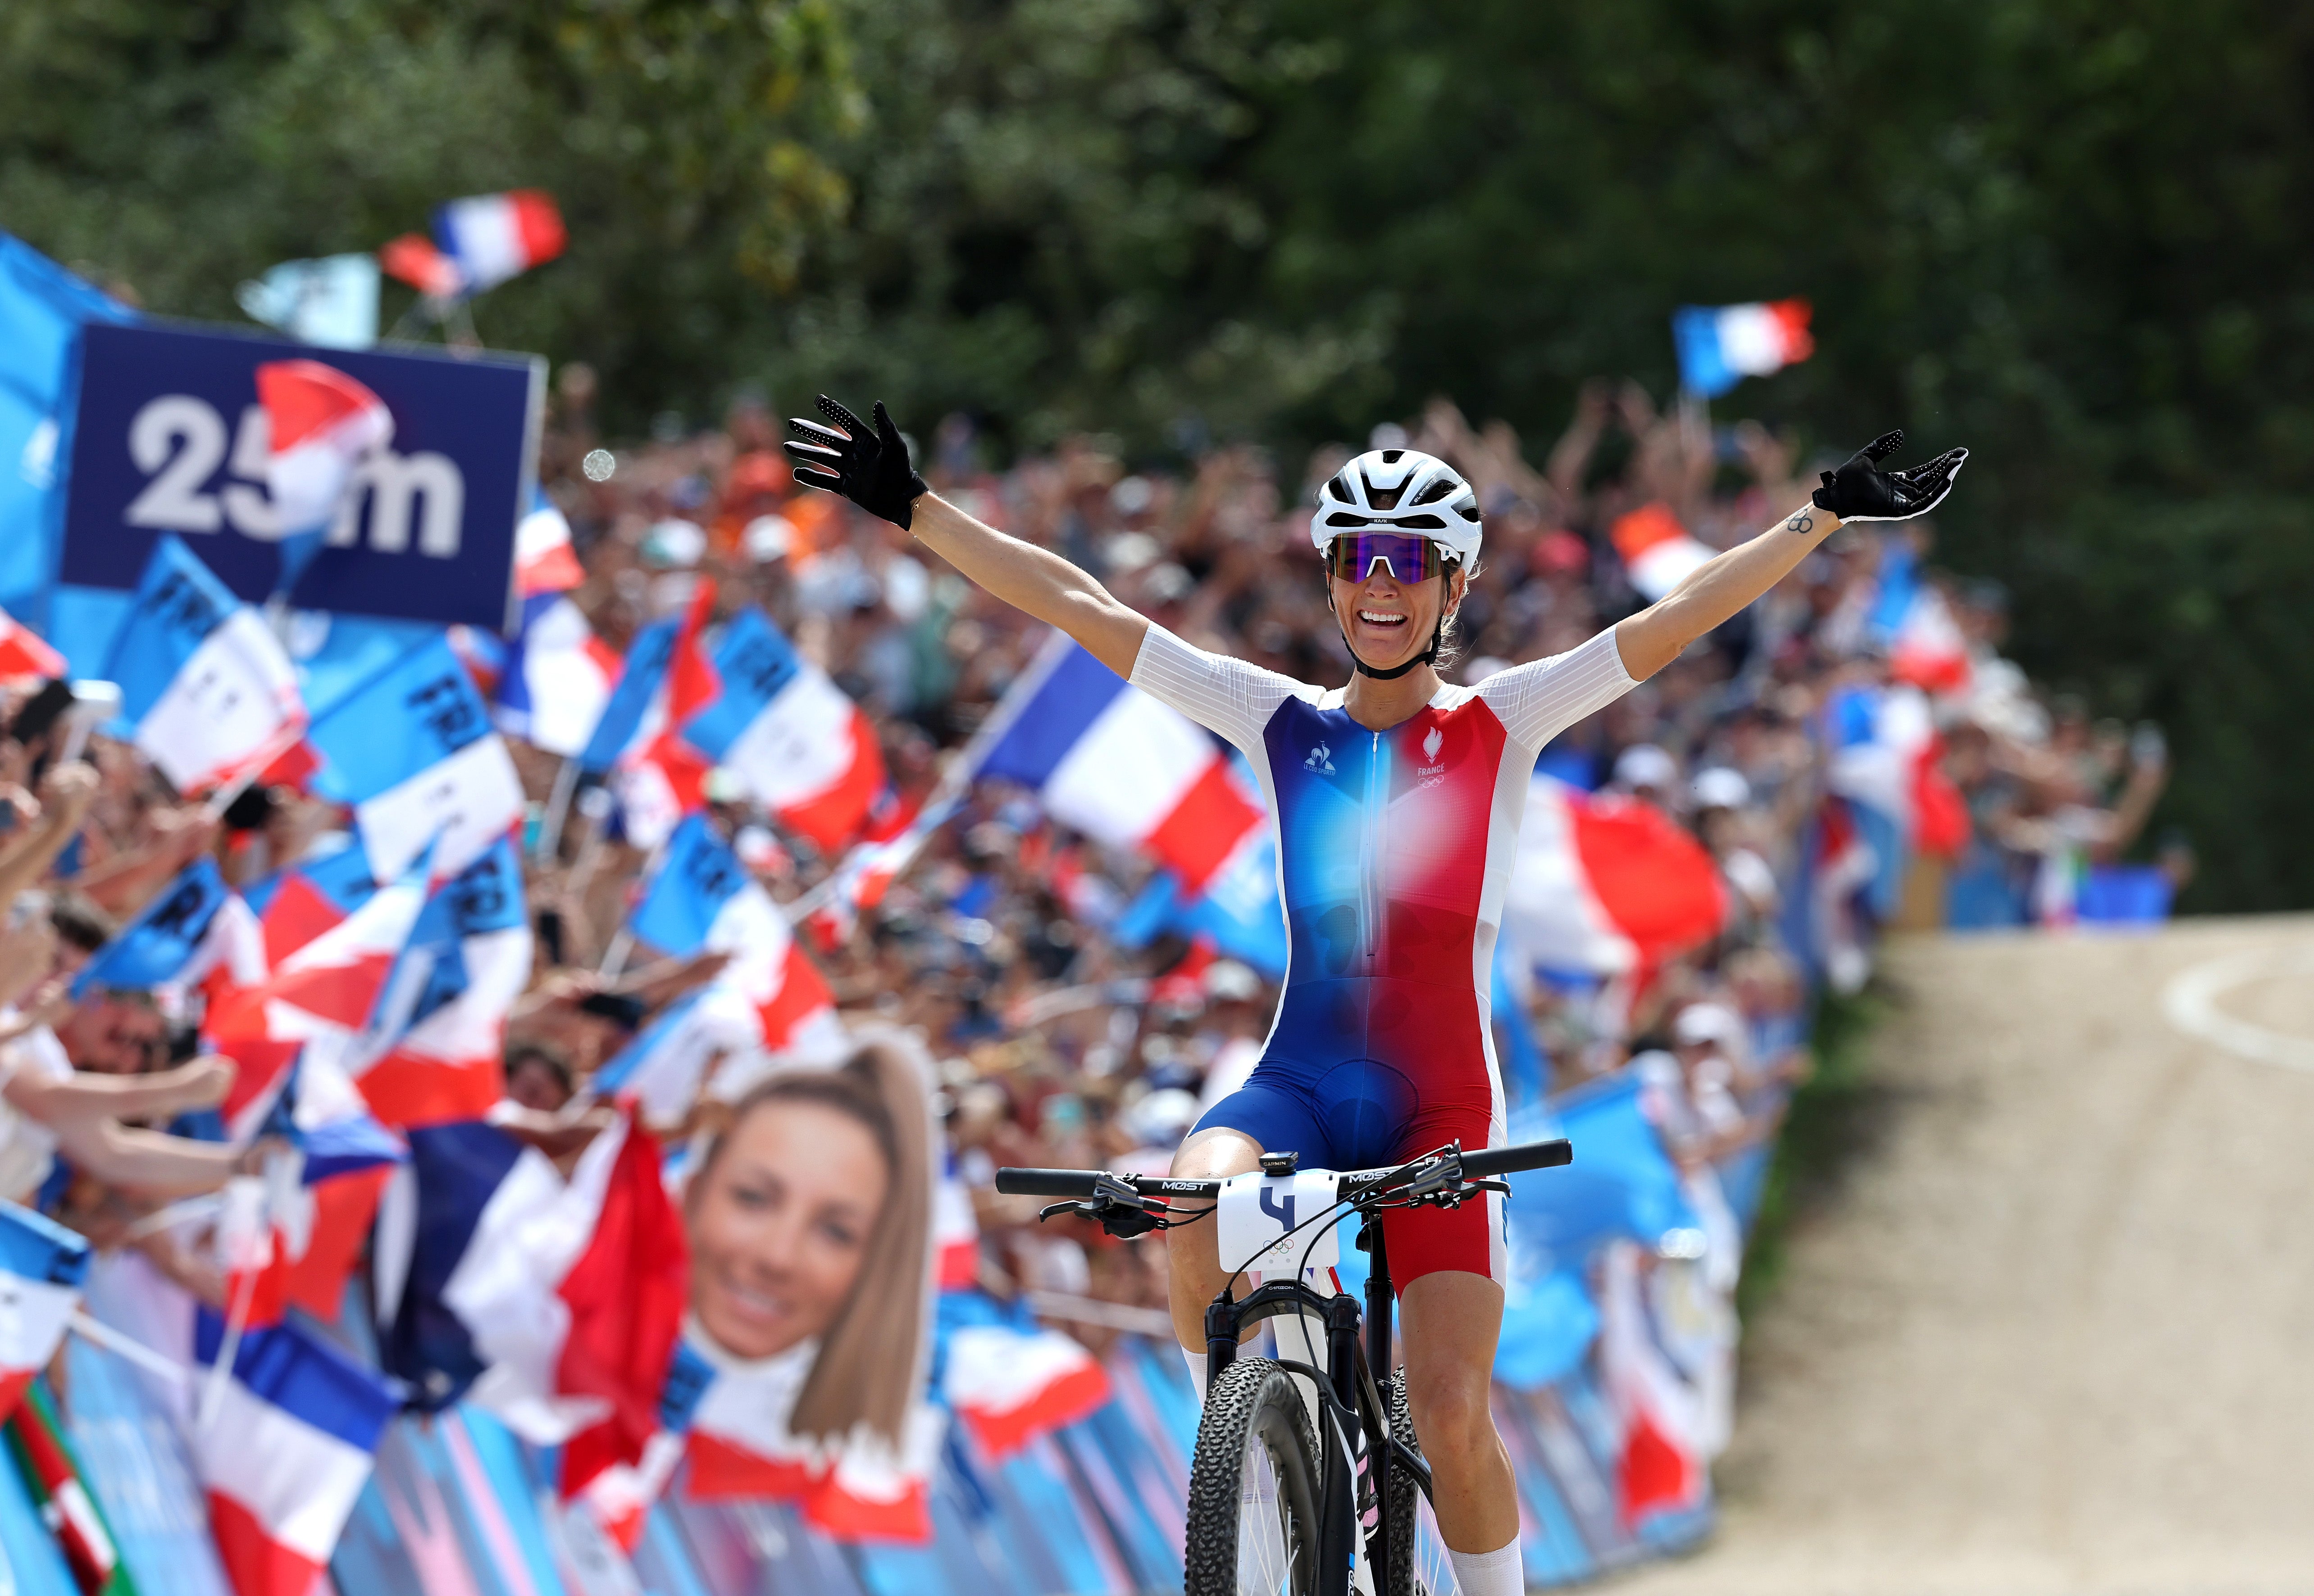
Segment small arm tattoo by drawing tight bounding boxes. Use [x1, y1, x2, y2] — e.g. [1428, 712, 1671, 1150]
[1785, 509, 1816, 535]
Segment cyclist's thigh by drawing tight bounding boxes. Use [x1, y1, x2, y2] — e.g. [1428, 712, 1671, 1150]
[1185, 1075, 1333, 1169]
[1380, 1097, 1506, 1287]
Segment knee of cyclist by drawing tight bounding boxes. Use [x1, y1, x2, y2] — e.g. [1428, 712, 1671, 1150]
[1405, 1368, 1494, 1458]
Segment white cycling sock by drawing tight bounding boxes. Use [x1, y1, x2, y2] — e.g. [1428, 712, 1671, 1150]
[1446, 1536, 1523, 1596]
[1180, 1347, 1207, 1399]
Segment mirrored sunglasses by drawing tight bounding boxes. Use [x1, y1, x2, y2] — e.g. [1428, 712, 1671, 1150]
[1324, 532, 1441, 584]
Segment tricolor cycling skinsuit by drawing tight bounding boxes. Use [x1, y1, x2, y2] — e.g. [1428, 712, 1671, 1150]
[1132, 623, 1637, 1286]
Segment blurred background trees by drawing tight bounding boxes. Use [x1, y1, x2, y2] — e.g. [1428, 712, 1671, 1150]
[5, 0, 2310, 910]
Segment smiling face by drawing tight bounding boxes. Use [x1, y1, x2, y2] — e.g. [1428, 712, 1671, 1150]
[60, 994, 167, 1075]
[688, 1097, 891, 1361]
[1327, 557, 1465, 675]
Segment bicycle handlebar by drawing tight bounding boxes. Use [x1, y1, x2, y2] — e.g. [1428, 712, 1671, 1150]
[994, 1137, 1572, 1202]
[1458, 1138, 1575, 1179]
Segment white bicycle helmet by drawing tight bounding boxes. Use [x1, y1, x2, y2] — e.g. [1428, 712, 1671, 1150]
[1310, 448, 1484, 567]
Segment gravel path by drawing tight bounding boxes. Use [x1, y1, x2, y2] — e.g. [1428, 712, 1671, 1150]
[1610, 917, 2314, 1596]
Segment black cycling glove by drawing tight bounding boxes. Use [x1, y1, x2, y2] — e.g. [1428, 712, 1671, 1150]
[783, 395, 929, 530]
[1810, 430, 1969, 522]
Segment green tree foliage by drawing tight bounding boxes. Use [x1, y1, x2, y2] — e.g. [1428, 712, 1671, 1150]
[3, 0, 2310, 906]
[0, 0, 859, 402]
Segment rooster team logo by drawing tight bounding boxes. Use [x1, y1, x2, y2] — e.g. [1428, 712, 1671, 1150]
[1304, 741, 1335, 773]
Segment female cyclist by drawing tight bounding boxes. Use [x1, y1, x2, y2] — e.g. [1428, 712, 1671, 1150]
[788, 399, 1963, 1596]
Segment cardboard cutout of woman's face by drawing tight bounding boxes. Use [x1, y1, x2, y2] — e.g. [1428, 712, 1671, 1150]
[687, 1098, 891, 1360]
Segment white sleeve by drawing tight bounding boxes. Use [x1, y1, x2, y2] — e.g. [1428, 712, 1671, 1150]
[1476, 625, 1638, 751]
[1129, 624, 1303, 755]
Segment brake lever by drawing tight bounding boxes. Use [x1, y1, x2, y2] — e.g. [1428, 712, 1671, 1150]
[1037, 1174, 1171, 1238]
[1403, 1144, 1466, 1199]
[1420, 1176, 1512, 1211]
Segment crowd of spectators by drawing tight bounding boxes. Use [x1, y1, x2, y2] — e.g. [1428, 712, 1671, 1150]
[0, 371, 2178, 1342]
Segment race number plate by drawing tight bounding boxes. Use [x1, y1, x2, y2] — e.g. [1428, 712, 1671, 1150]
[1215, 1169, 1342, 1279]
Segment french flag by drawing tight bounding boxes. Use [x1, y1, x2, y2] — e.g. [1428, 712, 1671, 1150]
[242, 837, 378, 968]
[378, 1111, 687, 1498]
[0, 605, 64, 680]
[497, 593, 621, 758]
[1597, 1239, 1708, 1526]
[190, 1308, 399, 1596]
[204, 846, 434, 1141]
[943, 1321, 1111, 1459]
[1503, 776, 1729, 978]
[682, 606, 888, 853]
[0, 1201, 91, 1424]
[1866, 537, 1973, 696]
[377, 232, 465, 300]
[1610, 502, 1717, 602]
[975, 632, 1264, 894]
[1112, 812, 1289, 978]
[306, 634, 526, 884]
[578, 581, 720, 848]
[253, 359, 393, 594]
[213, 1149, 314, 1333]
[278, 1111, 407, 1326]
[354, 837, 533, 1128]
[588, 989, 759, 1126]
[102, 536, 307, 796]
[1823, 683, 1969, 920]
[933, 1152, 980, 1291]
[627, 814, 841, 1060]
[803, 790, 964, 948]
[215, 1114, 405, 1323]
[433, 189, 567, 295]
[1672, 298, 1814, 398]
[514, 489, 586, 597]
[683, 1349, 943, 1542]
[72, 856, 267, 1005]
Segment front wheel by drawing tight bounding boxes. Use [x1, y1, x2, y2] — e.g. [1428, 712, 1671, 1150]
[1185, 1357, 1324, 1596]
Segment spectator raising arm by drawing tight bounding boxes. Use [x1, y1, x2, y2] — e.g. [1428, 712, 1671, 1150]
[1, 1051, 235, 1128]
[0, 762, 99, 905]
[49, 1116, 254, 1199]
[786, 397, 1152, 678]
[1612, 432, 1968, 682]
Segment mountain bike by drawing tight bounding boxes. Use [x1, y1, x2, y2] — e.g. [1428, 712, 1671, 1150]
[997, 1135, 1574, 1596]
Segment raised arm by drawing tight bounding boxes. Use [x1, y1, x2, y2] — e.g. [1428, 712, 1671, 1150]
[785, 397, 1149, 678]
[3, 1051, 234, 1127]
[1613, 431, 1967, 682]
[0, 763, 99, 905]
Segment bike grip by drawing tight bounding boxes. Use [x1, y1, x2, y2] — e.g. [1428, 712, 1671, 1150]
[1460, 1138, 1573, 1178]
[994, 1167, 1102, 1197]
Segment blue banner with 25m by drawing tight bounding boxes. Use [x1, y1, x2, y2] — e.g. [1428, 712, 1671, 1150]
[61, 321, 543, 630]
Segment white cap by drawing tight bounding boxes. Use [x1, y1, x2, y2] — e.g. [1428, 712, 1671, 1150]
[1673, 1002, 1743, 1049]
[1690, 767, 1751, 811]
[642, 517, 706, 569]
[1204, 959, 1261, 1003]
[1123, 1087, 1203, 1149]
[1614, 743, 1678, 793]
[743, 514, 795, 563]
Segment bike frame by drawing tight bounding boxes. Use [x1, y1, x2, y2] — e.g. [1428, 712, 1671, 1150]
[994, 1136, 1571, 1595]
[1202, 1219, 1431, 1591]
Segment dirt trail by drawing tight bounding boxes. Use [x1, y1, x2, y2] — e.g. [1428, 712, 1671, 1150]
[1613, 917, 2314, 1596]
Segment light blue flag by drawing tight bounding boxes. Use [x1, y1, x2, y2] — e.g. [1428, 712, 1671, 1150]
[305, 634, 494, 803]
[99, 534, 244, 724]
[629, 813, 747, 957]
[235, 253, 380, 351]
[72, 856, 235, 997]
[1500, 1077, 1698, 1261]
[0, 233, 136, 621]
